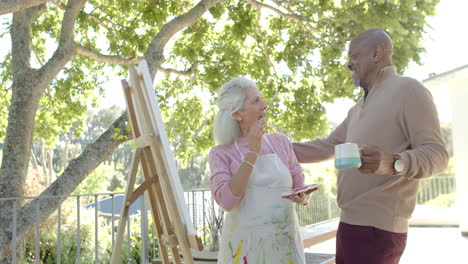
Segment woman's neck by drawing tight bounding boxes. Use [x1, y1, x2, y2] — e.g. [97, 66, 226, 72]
[239, 124, 250, 137]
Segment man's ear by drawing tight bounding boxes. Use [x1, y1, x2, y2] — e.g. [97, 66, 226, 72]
[373, 45, 383, 62]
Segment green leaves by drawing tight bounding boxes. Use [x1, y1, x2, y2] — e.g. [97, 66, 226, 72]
[1, 0, 439, 163]
[33, 56, 104, 146]
[0, 53, 12, 138]
[147, 0, 438, 160]
[158, 0, 437, 161]
[163, 95, 213, 166]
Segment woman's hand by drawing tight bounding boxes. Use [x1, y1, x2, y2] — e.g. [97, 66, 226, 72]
[285, 192, 311, 205]
[248, 119, 267, 154]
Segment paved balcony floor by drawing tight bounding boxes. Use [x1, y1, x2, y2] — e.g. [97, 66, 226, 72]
[305, 227, 468, 263]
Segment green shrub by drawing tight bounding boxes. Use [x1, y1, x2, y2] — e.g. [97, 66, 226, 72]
[423, 193, 456, 207]
[23, 205, 112, 264]
[22, 205, 159, 263]
[439, 158, 456, 176]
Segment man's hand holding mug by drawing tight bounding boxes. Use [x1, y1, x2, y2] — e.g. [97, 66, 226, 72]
[358, 145, 396, 175]
[335, 143, 397, 175]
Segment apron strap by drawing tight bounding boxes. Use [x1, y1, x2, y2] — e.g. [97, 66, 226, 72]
[263, 135, 277, 155]
[234, 140, 244, 160]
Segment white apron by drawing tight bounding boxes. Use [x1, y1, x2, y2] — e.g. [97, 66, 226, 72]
[218, 136, 305, 264]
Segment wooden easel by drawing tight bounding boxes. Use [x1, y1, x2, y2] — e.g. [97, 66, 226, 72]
[110, 60, 203, 264]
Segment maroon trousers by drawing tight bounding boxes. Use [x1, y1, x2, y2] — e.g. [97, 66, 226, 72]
[336, 222, 407, 264]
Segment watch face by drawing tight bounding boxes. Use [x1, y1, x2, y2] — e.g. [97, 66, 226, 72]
[394, 159, 404, 172]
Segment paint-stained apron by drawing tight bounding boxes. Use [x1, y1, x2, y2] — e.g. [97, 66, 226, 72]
[218, 137, 305, 264]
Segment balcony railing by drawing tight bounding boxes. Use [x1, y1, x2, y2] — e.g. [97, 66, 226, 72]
[0, 175, 456, 263]
[417, 176, 456, 204]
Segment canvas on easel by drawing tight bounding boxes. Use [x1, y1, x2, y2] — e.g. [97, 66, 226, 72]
[110, 60, 203, 264]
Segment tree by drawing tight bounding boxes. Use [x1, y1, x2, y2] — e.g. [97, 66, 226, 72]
[0, 0, 53, 15]
[178, 154, 210, 189]
[0, 0, 438, 261]
[28, 106, 128, 188]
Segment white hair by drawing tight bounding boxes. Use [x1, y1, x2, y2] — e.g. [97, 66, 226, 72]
[213, 77, 257, 145]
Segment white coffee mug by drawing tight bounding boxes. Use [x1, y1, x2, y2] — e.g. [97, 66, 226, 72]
[335, 143, 362, 169]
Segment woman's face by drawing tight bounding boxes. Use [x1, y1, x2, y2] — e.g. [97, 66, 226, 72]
[235, 86, 267, 129]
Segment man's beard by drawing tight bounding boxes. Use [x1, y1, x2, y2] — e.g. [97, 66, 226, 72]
[353, 78, 361, 88]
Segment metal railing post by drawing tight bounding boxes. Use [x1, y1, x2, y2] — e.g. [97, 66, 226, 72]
[35, 202, 40, 264]
[57, 198, 62, 264]
[76, 196, 81, 264]
[111, 194, 115, 249]
[202, 190, 206, 242]
[11, 201, 17, 264]
[95, 195, 99, 264]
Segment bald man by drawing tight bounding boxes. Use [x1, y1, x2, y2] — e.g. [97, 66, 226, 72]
[293, 29, 448, 264]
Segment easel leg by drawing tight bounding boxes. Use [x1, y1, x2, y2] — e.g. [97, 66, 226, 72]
[143, 149, 183, 264]
[111, 150, 141, 264]
[141, 152, 170, 263]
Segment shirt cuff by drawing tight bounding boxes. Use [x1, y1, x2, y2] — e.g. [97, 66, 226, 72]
[220, 183, 242, 210]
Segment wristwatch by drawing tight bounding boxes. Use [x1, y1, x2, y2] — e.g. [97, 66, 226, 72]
[393, 154, 404, 175]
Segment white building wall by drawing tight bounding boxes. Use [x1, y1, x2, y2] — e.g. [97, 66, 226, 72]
[424, 66, 468, 235]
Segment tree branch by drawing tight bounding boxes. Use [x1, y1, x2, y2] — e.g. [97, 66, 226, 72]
[10, 4, 45, 75]
[274, 0, 303, 4]
[39, 0, 86, 88]
[145, 0, 226, 78]
[58, 0, 85, 44]
[158, 67, 192, 77]
[252, 7, 279, 79]
[245, 0, 296, 19]
[244, 0, 320, 33]
[76, 45, 143, 65]
[31, 43, 45, 66]
[76, 45, 194, 77]
[0, 0, 52, 15]
[55, 1, 116, 31]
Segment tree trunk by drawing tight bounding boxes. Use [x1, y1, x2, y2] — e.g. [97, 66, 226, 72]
[0, 1, 86, 260]
[47, 146, 54, 184]
[62, 137, 70, 170]
[0, 71, 42, 199]
[0, 69, 43, 263]
[40, 140, 47, 184]
[30, 149, 38, 171]
[0, 113, 129, 260]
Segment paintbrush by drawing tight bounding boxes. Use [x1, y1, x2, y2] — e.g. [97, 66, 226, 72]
[263, 85, 283, 121]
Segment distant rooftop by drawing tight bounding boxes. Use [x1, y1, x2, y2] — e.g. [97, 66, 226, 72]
[423, 64, 468, 83]
[86, 194, 144, 217]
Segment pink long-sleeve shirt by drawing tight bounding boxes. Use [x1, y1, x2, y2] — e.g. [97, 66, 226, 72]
[208, 132, 305, 211]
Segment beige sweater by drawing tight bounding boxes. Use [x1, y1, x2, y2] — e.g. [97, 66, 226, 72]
[293, 66, 449, 233]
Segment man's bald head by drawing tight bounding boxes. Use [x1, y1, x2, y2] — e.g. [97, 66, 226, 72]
[350, 28, 393, 65]
[346, 28, 394, 90]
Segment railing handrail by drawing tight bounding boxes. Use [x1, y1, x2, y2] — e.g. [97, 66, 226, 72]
[0, 192, 125, 201]
[1, 175, 456, 201]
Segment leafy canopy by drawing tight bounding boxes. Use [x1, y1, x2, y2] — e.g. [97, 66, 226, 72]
[0, 0, 438, 162]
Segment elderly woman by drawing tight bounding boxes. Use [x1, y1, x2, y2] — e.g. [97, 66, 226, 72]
[208, 77, 309, 264]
